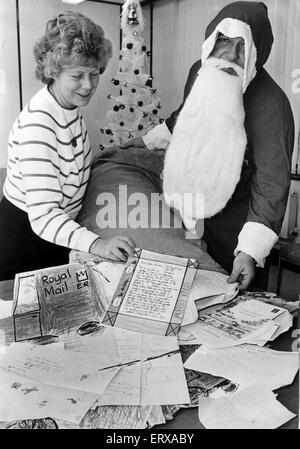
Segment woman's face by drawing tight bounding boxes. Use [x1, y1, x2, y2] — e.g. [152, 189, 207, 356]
[52, 64, 104, 108]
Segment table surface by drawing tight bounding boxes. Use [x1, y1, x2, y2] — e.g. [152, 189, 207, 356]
[0, 279, 299, 430]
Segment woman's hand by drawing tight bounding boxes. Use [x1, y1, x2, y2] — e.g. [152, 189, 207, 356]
[90, 236, 136, 262]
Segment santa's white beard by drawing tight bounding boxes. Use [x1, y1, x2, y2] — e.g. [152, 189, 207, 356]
[163, 59, 247, 232]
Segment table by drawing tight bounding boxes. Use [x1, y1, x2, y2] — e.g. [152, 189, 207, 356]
[0, 279, 298, 429]
[276, 242, 300, 295]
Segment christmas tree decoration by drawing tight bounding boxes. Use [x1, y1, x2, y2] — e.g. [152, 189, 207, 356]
[100, 0, 163, 148]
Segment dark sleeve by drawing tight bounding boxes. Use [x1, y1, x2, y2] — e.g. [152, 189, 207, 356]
[246, 95, 294, 235]
[165, 60, 202, 133]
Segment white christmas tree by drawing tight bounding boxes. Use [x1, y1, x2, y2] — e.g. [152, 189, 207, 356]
[100, 0, 163, 149]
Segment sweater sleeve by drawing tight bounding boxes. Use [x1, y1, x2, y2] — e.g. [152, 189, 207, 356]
[235, 97, 294, 266]
[17, 125, 99, 254]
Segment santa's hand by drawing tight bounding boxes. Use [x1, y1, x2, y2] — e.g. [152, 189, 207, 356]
[227, 251, 255, 291]
[120, 137, 146, 149]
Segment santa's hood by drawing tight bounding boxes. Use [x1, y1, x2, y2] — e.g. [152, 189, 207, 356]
[201, 1, 273, 92]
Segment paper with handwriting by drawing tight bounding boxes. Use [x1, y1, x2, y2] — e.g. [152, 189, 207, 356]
[184, 344, 299, 390]
[101, 249, 197, 335]
[63, 328, 189, 406]
[0, 343, 119, 396]
[198, 384, 296, 429]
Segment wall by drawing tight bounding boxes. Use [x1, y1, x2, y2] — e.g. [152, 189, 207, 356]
[152, 0, 229, 120]
[0, 0, 20, 168]
[0, 0, 126, 167]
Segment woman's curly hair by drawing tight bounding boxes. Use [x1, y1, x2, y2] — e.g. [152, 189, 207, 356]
[34, 11, 113, 84]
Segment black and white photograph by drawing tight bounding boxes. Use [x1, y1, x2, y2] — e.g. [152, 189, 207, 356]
[0, 0, 299, 433]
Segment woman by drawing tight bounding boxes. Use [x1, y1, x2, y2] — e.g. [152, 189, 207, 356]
[0, 11, 135, 281]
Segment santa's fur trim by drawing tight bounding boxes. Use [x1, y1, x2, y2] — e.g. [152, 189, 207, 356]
[235, 222, 278, 267]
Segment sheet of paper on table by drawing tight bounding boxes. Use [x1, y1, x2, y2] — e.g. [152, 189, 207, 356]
[184, 344, 299, 390]
[64, 328, 190, 406]
[174, 291, 198, 326]
[269, 309, 293, 341]
[189, 269, 239, 301]
[91, 260, 202, 330]
[198, 384, 296, 429]
[101, 249, 198, 336]
[93, 264, 233, 326]
[183, 298, 290, 348]
[105, 359, 180, 408]
[196, 293, 235, 311]
[182, 269, 239, 322]
[0, 371, 98, 424]
[63, 326, 179, 362]
[96, 352, 189, 406]
[0, 343, 119, 396]
[0, 337, 168, 428]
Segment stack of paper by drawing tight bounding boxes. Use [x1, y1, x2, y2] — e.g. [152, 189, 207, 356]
[180, 269, 239, 327]
[189, 270, 239, 306]
[183, 298, 293, 348]
[63, 328, 190, 406]
[0, 329, 190, 427]
[184, 341, 298, 429]
[238, 291, 300, 314]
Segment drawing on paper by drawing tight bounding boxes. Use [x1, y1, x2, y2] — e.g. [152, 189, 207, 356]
[12, 264, 107, 342]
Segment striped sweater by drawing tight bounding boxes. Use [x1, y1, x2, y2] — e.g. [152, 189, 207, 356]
[3, 85, 100, 253]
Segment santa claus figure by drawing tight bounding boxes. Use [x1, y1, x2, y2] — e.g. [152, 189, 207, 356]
[163, 17, 257, 233]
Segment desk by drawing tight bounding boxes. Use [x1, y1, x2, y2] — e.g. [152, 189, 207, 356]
[276, 242, 300, 295]
[0, 279, 298, 429]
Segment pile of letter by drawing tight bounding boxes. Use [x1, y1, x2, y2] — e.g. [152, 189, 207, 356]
[0, 256, 298, 429]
